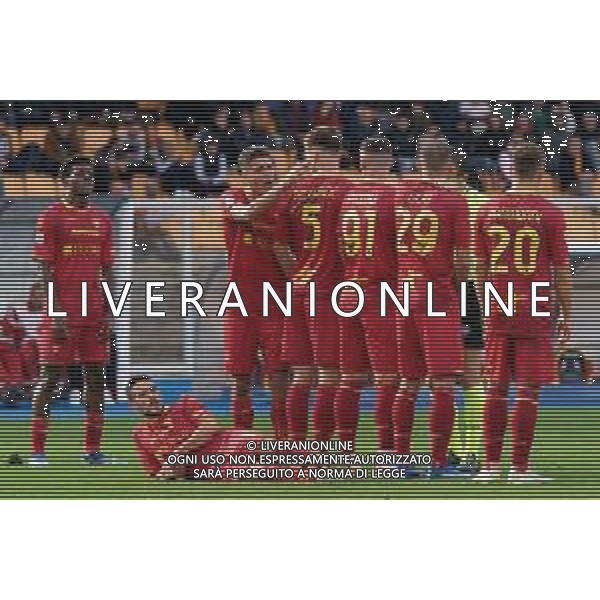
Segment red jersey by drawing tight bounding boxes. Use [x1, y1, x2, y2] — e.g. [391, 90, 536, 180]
[475, 195, 569, 337]
[396, 181, 470, 307]
[133, 395, 211, 476]
[223, 188, 286, 310]
[33, 201, 112, 318]
[279, 175, 352, 288]
[338, 182, 398, 286]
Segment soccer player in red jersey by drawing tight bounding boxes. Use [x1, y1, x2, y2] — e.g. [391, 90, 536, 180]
[393, 143, 470, 475]
[278, 128, 353, 441]
[337, 137, 399, 450]
[474, 142, 572, 483]
[30, 157, 113, 466]
[128, 375, 258, 479]
[230, 128, 350, 441]
[222, 146, 290, 437]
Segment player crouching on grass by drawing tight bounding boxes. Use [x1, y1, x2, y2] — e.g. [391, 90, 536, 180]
[128, 375, 259, 480]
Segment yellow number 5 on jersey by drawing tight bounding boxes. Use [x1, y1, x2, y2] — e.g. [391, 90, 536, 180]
[301, 203, 321, 250]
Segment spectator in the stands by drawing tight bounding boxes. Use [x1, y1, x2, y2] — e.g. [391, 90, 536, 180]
[232, 107, 268, 154]
[277, 100, 312, 142]
[513, 113, 536, 140]
[312, 101, 343, 132]
[579, 112, 600, 171]
[343, 103, 380, 166]
[530, 100, 552, 140]
[546, 101, 578, 172]
[208, 104, 238, 165]
[43, 111, 79, 170]
[0, 114, 11, 170]
[142, 115, 173, 174]
[556, 134, 583, 192]
[458, 100, 492, 124]
[480, 114, 510, 167]
[114, 110, 146, 166]
[450, 118, 474, 159]
[409, 102, 430, 136]
[253, 102, 279, 141]
[193, 136, 228, 196]
[384, 109, 417, 173]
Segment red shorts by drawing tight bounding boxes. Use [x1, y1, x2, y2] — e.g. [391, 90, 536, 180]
[397, 310, 464, 380]
[339, 286, 397, 374]
[485, 332, 557, 388]
[0, 337, 24, 387]
[282, 292, 341, 368]
[224, 311, 284, 376]
[38, 316, 110, 366]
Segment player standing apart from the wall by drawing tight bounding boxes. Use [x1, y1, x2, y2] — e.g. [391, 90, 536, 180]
[393, 143, 471, 476]
[474, 142, 572, 483]
[337, 137, 399, 450]
[30, 157, 113, 466]
[222, 147, 291, 438]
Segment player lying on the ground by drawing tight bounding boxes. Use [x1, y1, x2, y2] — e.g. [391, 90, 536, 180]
[474, 141, 572, 483]
[128, 375, 257, 480]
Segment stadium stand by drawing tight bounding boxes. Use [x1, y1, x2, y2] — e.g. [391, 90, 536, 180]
[1, 100, 600, 391]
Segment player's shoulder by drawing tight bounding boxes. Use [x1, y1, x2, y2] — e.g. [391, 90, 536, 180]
[88, 203, 112, 222]
[38, 200, 65, 218]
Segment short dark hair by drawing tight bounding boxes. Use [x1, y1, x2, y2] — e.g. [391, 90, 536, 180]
[360, 136, 392, 154]
[513, 142, 546, 179]
[127, 375, 152, 395]
[305, 127, 342, 152]
[61, 157, 95, 179]
[238, 146, 272, 170]
[417, 143, 453, 174]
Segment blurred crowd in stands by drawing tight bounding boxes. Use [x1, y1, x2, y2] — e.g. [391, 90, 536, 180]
[2, 100, 600, 200]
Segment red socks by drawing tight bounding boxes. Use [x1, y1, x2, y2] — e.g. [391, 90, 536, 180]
[512, 390, 539, 473]
[483, 388, 539, 472]
[286, 383, 311, 440]
[232, 392, 254, 429]
[270, 391, 287, 440]
[375, 385, 396, 451]
[334, 383, 361, 445]
[313, 385, 336, 441]
[393, 389, 417, 454]
[483, 392, 509, 464]
[430, 388, 455, 466]
[33, 408, 105, 455]
[85, 407, 105, 454]
[32, 416, 49, 454]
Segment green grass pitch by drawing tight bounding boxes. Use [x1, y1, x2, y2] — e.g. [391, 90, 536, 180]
[2, 409, 600, 499]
